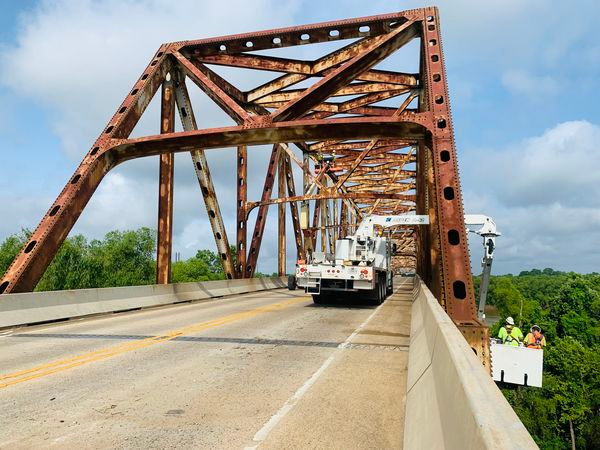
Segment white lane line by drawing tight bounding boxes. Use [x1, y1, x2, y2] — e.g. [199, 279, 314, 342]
[243, 292, 392, 450]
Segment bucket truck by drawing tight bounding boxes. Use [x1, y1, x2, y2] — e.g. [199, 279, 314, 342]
[291, 214, 429, 304]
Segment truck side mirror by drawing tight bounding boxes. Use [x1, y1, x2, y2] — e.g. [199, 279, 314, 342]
[392, 243, 398, 254]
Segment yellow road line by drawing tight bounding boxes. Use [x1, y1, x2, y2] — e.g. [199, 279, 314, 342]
[0, 296, 307, 389]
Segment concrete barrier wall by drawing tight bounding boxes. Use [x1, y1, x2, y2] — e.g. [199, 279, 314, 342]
[0, 277, 286, 329]
[404, 277, 538, 449]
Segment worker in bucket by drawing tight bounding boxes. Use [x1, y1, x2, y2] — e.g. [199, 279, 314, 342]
[525, 325, 546, 349]
[498, 316, 523, 346]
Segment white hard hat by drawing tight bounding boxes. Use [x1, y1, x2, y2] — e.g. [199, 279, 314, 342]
[506, 317, 515, 325]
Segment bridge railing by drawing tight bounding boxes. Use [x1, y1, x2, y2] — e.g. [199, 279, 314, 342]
[404, 276, 538, 449]
[0, 277, 286, 329]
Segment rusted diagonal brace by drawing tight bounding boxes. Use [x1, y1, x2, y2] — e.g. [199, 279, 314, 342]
[247, 34, 415, 103]
[201, 54, 417, 90]
[174, 52, 252, 125]
[255, 82, 408, 104]
[311, 198, 321, 250]
[271, 20, 419, 122]
[245, 144, 281, 277]
[338, 88, 412, 113]
[173, 71, 236, 279]
[280, 143, 324, 191]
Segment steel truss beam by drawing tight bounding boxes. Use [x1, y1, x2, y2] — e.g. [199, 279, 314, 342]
[0, 7, 486, 364]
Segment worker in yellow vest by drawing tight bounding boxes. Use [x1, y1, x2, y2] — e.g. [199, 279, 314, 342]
[498, 316, 523, 346]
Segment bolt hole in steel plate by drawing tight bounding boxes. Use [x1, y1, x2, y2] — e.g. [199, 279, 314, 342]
[443, 186, 454, 200]
[24, 240, 37, 254]
[453, 280, 467, 299]
[448, 229, 460, 245]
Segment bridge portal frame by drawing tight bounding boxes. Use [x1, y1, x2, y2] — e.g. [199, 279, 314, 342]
[0, 7, 487, 361]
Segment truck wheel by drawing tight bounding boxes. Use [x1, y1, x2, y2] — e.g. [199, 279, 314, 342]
[287, 275, 297, 291]
[371, 277, 383, 305]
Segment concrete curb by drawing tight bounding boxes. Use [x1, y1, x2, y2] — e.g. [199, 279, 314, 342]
[403, 276, 538, 449]
[0, 277, 287, 329]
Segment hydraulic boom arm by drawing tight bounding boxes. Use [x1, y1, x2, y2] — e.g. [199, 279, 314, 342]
[354, 214, 429, 237]
[464, 215, 501, 320]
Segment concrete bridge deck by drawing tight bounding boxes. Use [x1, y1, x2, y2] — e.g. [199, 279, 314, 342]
[0, 279, 413, 449]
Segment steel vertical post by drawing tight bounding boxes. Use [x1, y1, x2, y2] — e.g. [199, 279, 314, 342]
[340, 200, 348, 238]
[237, 145, 248, 277]
[302, 152, 312, 258]
[422, 7, 476, 322]
[156, 76, 175, 285]
[278, 151, 286, 276]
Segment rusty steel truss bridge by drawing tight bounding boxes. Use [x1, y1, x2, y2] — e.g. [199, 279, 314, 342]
[0, 7, 489, 361]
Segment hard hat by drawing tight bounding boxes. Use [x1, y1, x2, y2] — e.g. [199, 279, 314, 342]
[531, 324, 541, 332]
[506, 317, 515, 325]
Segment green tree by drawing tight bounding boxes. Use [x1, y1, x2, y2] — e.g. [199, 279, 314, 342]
[36, 235, 95, 291]
[94, 228, 156, 287]
[549, 275, 600, 346]
[195, 245, 237, 278]
[0, 229, 30, 277]
[484, 269, 600, 449]
[31, 228, 155, 291]
[172, 256, 212, 282]
[543, 338, 600, 449]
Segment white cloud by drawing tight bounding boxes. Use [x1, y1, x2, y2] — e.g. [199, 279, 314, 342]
[0, 193, 53, 238]
[462, 121, 600, 274]
[501, 69, 559, 97]
[489, 121, 600, 207]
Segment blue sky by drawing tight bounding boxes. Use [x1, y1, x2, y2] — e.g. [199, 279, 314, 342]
[0, 0, 599, 275]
